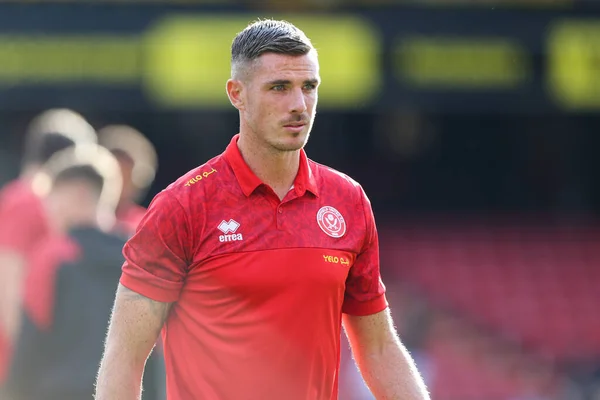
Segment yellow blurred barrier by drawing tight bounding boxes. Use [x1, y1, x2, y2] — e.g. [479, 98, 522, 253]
[395, 36, 530, 89]
[0, 15, 381, 110]
[547, 20, 600, 110]
[142, 14, 382, 109]
[0, 35, 140, 84]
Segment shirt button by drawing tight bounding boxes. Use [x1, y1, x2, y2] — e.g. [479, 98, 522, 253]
[278, 207, 283, 214]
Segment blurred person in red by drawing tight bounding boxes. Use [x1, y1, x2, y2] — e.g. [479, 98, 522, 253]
[0, 108, 96, 384]
[95, 19, 429, 400]
[97, 124, 158, 237]
[1, 144, 125, 400]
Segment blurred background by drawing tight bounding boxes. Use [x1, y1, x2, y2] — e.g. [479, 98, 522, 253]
[0, 0, 600, 399]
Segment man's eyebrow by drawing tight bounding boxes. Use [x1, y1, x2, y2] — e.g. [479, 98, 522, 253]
[265, 79, 291, 86]
[265, 78, 320, 86]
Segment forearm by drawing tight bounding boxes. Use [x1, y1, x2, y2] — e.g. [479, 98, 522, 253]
[0, 253, 25, 341]
[354, 338, 429, 400]
[95, 344, 146, 400]
[95, 284, 170, 400]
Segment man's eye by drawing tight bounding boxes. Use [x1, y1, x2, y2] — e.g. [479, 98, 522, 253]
[303, 84, 316, 91]
[271, 85, 285, 91]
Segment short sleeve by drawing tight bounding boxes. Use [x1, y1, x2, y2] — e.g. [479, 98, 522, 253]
[342, 187, 388, 316]
[119, 191, 191, 303]
[0, 196, 47, 256]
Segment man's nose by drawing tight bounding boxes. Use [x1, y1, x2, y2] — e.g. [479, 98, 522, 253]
[289, 88, 307, 114]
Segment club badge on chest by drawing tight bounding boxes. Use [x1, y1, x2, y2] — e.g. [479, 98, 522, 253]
[316, 206, 347, 238]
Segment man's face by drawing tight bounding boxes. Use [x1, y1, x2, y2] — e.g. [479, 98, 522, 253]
[239, 51, 320, 152]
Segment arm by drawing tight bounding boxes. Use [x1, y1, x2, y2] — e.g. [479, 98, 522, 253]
[0, 196, 47, 342]
[342, 187, 429, 399]
[95, 284, 171, 400]
[0, 251, 26, 341]
[4, 250, 63, 400]
[3, 305, 50, 400]
[343, 309, 430, 400]
[94, 190, 190, 399]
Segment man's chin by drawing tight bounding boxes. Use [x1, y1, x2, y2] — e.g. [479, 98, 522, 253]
[272, 132, 310, 152]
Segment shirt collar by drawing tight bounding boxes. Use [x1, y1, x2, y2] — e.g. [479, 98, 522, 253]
[224, 134, 319, 198]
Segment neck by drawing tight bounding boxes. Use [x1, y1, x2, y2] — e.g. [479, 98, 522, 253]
[237, 133, 300, 199]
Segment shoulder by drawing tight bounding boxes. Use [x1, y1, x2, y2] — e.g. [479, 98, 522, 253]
[143, 153, 231, 226]
[0, 179, 27, 200]
[309, 159, 365, 198]
[0, 181, 48, 250]
[0, 179, 41, 212]
[308, 160, 375, 246]
[0, 179, 46, 232]
[162, 152, 227, 199]
[309, 159, 375, 225]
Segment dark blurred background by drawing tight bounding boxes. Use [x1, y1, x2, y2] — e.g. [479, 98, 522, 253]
[1, 1, 599, 399]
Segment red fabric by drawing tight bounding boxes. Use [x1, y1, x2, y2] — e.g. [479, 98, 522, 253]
[0, 179, 51, 383]
[120, 134, 387, 400]
[0, 179, 50, 256]
[115, 203, 146, 236]
[22, 235, 79, 331]
[0, 329, 9, 383]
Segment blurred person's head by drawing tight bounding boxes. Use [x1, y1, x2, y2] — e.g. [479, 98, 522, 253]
[21, 108, 97, 177]
[32, 144, 122, 233]
[97, 125, 157, 209]
[227, 19, 320, 153]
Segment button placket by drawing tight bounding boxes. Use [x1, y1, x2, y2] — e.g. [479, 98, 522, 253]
[276, 203, 284, 230]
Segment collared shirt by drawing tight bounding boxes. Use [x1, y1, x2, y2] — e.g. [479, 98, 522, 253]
[120, 134, 387, 400]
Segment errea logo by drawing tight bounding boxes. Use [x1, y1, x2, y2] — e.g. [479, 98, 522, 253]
[218, 219, 243, 242]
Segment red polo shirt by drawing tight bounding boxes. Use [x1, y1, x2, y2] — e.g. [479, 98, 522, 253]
[120, 134, 388, 400]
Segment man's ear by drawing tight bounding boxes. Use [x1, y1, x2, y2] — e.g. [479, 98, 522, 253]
[226, 79, 245, 111]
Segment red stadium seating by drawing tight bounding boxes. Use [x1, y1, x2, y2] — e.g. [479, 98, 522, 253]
[382, 219, 600, 362]
[379, 218, 599, 399]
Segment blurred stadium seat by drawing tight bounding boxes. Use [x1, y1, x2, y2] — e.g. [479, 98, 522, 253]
[381, 218, 600, 399]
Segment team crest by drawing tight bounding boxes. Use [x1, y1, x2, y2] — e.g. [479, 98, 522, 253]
[316, 206, 346, 238]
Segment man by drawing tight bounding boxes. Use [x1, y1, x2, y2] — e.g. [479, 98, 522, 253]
[95, 20, 430, 400]
[97, 124, 158, 236]
[3, 144, 125, 400]
[0, 108, 96, 383]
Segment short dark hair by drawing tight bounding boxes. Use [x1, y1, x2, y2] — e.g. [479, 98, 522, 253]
[231, 19, 314, 78]
[53, 164, 105, 199]
[23, 132, 76, 166]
